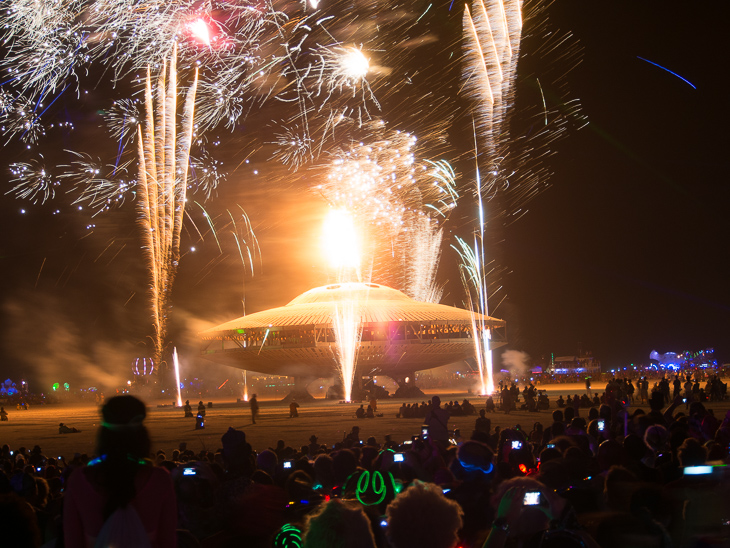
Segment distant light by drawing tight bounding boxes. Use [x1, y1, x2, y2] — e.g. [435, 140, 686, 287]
[190, 247, 196, 252]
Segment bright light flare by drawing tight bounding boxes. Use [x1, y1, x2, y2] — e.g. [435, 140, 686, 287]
[322, 209, 361, 270]
[173, 347, 183, 407]
[339, 48, 369, 81]
[188, 18, 211, 46]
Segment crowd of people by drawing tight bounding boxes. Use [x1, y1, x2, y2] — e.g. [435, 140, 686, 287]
[1, 379, 730, 548]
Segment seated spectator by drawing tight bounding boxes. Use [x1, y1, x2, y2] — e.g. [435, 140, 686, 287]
[475, 409, 491, 435]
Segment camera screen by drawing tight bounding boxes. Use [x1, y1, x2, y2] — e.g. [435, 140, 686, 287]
[597, 420, 605, 430]
[511, 440, 522, 450]
[523, 492, 540, 505]
[183, 468, 197, 476]
[283, 461, 293, 469]
[393, 453, 405, 462]
[684, 465, 713, 476]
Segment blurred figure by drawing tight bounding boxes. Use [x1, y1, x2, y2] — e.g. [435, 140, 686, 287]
[425, 396, 450, 442]
[386, 481, 463, 548]
[250, 394, 259, 424]
[302, 498, 376, 548]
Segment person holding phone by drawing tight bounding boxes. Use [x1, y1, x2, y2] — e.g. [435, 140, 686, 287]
[482, 477, 593, 548]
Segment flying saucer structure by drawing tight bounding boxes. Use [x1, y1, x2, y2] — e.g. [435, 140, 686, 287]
[200, 282, 506, 390]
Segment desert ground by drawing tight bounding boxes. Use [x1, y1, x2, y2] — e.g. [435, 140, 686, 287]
[2, 382, 728, 458]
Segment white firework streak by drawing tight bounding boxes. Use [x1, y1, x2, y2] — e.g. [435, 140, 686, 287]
[457, 0, 523, 395]
[6, 158, 58, 203]
[332, 294, 362, 403]
[452, 234, 494, 396]
[58, 151, 135, 213]
[463, 0, 522, 165]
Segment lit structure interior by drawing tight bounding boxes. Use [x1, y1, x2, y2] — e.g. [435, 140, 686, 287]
[200, 282, 506, 391]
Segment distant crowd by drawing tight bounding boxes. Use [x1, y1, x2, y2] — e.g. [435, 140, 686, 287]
[1, 374, 730, 547]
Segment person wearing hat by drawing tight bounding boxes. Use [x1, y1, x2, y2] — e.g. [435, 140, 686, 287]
[183, 400, 193, 418]
[63, 395, 177, 547]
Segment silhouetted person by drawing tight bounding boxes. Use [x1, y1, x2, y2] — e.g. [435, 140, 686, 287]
[0, 407, 7, 421]
[425, 396, 450, 442]
[183, 400, 193, 418]
[289, 399, 300, 418]
[250, 394, 259, 424]
[63, 395, 177, 547]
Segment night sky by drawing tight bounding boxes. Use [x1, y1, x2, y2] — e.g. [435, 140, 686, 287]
[0, 0, 728, 391]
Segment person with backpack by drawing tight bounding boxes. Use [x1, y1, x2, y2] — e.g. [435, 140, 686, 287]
[63, 395, 177, 547]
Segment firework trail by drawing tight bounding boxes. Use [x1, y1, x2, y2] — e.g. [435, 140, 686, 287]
[135, 46, 198, 366]
[459, 0, 523, 395]
[458, 0, 584, 394]
[463, 0, 522, 165]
